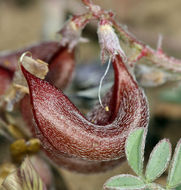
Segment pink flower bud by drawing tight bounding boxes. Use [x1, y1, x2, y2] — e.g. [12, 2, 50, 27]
[97, 20, 127, 63]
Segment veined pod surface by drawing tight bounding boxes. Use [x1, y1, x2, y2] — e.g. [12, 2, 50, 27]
[21, 54, 149, 162]
[20, 46, 75, 132]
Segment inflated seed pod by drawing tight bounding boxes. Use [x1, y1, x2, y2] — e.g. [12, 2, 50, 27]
[0, 66, 13, 96]
[20, 46, 75, 133]
[0, 41, 60, 72]
[21, 54, 149, 163]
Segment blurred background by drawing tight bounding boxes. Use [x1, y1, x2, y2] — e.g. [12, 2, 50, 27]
[0, 0, 181, 190]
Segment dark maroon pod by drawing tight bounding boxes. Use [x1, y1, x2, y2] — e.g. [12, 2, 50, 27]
[0, 41, 64, 101]
[0, 66, 13, 96]
[0, 41, 61, 72]
[46, 46, 75, 89]
[0, 42, 75, 139]
[44, 150, 124, 173]
[21, 54, 149, 163]
[0, 42, 75, 93]
[20, 46, 75, 133]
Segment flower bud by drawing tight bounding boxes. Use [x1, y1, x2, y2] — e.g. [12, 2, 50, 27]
[97, 20, 126, 63]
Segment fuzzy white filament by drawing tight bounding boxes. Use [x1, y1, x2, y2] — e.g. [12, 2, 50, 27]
[98, 57, 112, 108]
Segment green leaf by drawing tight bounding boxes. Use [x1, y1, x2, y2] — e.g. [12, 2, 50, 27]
[176, 184, 181, 190]
[145, 139, 171, 182]
[103, 174, 146, 190]
[167, 139, 181, 188]
[125, 128, 146, 176]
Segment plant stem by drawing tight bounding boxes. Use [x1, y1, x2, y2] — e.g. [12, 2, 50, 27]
[78, 0, 181, 75]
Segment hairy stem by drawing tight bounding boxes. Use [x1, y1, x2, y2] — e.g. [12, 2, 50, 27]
[77, 0, 181, 75]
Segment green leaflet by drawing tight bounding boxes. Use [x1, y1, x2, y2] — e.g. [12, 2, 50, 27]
[104, 174, 146, 190]
[176, 185, 181, 190]
[167, 139, 181, 188]
[145, 139, 171, 182]
[125, 128, 146, 176]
